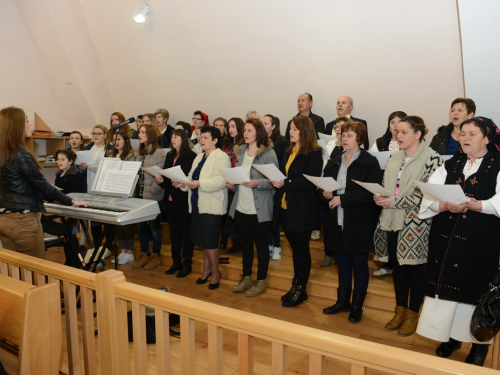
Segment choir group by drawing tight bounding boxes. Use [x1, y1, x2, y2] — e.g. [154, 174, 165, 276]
[0, 93, 498, 366]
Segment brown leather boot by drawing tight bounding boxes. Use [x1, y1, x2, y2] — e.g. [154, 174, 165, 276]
[385, 306, 406, 331]
[398, 309, 419, 337]
[144, 254, 161, 270]
[132, 253, 150, 269]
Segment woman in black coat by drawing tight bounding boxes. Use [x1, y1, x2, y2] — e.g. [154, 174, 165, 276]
[270, 115, 323, 308]
[320, 122, 382, 323]
[156, 129, 197, 278]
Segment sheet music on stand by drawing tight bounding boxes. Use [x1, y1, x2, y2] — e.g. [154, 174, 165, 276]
[91, 158, 142, 198]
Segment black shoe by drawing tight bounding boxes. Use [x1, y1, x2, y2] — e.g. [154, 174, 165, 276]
[208, 271, 222, 290]
[465, 343, 489, 366]
[436, 338, 462, 358]
[176, 266, 192, 278]
[348, 292, 366, 323]
[281, 278, 298, 301]
[165, 263, 181, 275]
[226, 237, 241, 254]
[282, 285, 308, 307]
[323, 288, 351, 315]
[219, 233, 228, 250]
[196, 272, 211, 285]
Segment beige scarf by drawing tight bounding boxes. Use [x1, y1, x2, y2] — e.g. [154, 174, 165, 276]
[379, 141, 433, 231]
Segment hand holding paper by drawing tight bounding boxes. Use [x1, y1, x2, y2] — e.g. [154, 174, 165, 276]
[414, 181, 468, 204]
[219, 167, 250, 184]
[158, 165, 188, 183]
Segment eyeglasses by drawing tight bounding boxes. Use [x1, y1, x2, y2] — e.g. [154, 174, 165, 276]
[91, 132, 104, 136]
[192, 117, 202, 121]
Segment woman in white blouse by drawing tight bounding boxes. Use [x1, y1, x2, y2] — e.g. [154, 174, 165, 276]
[417, 117, 500, 367]
[370, 111, 406, 152]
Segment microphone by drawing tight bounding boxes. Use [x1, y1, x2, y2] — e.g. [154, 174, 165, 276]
[111, 117, 135, 131]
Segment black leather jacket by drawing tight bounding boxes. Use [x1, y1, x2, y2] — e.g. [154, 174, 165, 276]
[0, 148, 73, 212]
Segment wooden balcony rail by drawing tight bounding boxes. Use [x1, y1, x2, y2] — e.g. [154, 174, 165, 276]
[1, 248, 499, 375]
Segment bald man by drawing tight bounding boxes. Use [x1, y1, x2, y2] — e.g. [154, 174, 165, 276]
[284, 93, 325, 140]
[325, 96, 369, 149]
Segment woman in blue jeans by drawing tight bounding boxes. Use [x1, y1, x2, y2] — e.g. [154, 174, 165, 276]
[132, 124, 166, 271]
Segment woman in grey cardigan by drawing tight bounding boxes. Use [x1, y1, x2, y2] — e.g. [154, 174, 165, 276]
[226, 119, 278, 297]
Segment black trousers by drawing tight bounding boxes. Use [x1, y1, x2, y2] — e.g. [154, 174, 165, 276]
[387, 230, 425, 313]
[166, 200, 193, 268]
[235, 211, 271, 280]
[336, 227, 369, 294]
[279, 208, 312, 286]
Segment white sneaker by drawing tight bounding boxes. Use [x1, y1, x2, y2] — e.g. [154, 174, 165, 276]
[311, 230, 320, 240]
[372, 267, 394, 277]
[269, 245, 274, 257]
[272, 247, 282, 261]
[111, 252, 126, 264]
[118, 253, 135, 265]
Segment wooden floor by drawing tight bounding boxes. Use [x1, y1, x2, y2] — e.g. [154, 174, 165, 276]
[44, 223, 492, 373]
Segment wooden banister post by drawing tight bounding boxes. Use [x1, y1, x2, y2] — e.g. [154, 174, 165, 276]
[181, 316, 195, 375]
[272, 342, 287, 375]
[96, 270, 128, 375]
[309, 352, 324, 375]
[492, 336, 500, 369]
[208, 324, 223, 375]
[238, 333, 253, 375]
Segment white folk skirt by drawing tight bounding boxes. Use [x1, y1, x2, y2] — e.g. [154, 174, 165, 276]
[416, 295, 493, 344]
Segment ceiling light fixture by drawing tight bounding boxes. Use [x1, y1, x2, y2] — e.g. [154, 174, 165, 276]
[133, 5, 152, 24]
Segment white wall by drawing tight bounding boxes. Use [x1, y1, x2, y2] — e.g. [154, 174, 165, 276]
[2, 0, 465, 143]
[458, 0, 500, 122]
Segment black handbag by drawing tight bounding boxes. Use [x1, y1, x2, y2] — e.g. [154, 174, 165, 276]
[470, 266, 500, 342]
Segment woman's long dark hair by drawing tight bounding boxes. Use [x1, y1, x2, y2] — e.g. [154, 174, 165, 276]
[168, 129, 191, 157]
[112, 131, 133, 160]
[223, 117, 245, 150]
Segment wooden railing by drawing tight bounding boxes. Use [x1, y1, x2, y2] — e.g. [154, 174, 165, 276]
[1, 248, 499, 375]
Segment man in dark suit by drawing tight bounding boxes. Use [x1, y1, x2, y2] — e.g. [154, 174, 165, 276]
[156, 108, 173, 148]
[284, 93, 325, 140]
[325, 96, 369, 149]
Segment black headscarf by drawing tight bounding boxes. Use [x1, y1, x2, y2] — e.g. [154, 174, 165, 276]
[471, 117, 500, 152]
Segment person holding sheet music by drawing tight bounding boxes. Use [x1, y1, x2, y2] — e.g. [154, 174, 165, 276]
[0, 106, 89, 259]
[219, 117, 245, 254]
[155, 129, 197, 278]
[226, 119, 278, 297]
[416, 117, 500, 367]
[108, 131, 137, 265]
[181, 127, 230, 290]
[370, 111, 406, 278]
[262, 114, 289, 260]
[373, 116, 442, 336]
[132, 124, 166, 271]
[80, 124, 113, 245]
[370, 111, 406, 152]
[270, 115, 324, 307]
[320, 122, 382, 323]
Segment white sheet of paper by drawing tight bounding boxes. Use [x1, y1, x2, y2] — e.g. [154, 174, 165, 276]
[318, 132, 337, 143]
[414, 181, 468, 204]
[303, 175, 343, 191]
[130, 139, 140, 150]
[219, 167, 250, 184]
[142, 165, 162, 177]
[441, 155, 453, 162]
[352, 179, 393, 196]
[252, 164, 286, 180]
[99, 169, 136, 195]
[162, 148, 171, 155]
[75, 150, 97, 165]
[368, 151, 393, 169]
[317, 139, 329, 159]
[158, 165, 188, 183]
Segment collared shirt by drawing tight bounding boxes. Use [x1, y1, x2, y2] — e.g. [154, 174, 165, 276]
[336, 150, 360, 225]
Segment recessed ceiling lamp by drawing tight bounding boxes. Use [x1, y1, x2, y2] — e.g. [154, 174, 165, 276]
[133, 5, 152, 24]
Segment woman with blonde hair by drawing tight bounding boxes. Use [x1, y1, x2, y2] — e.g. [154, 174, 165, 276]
[0, 106, 88, 258]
